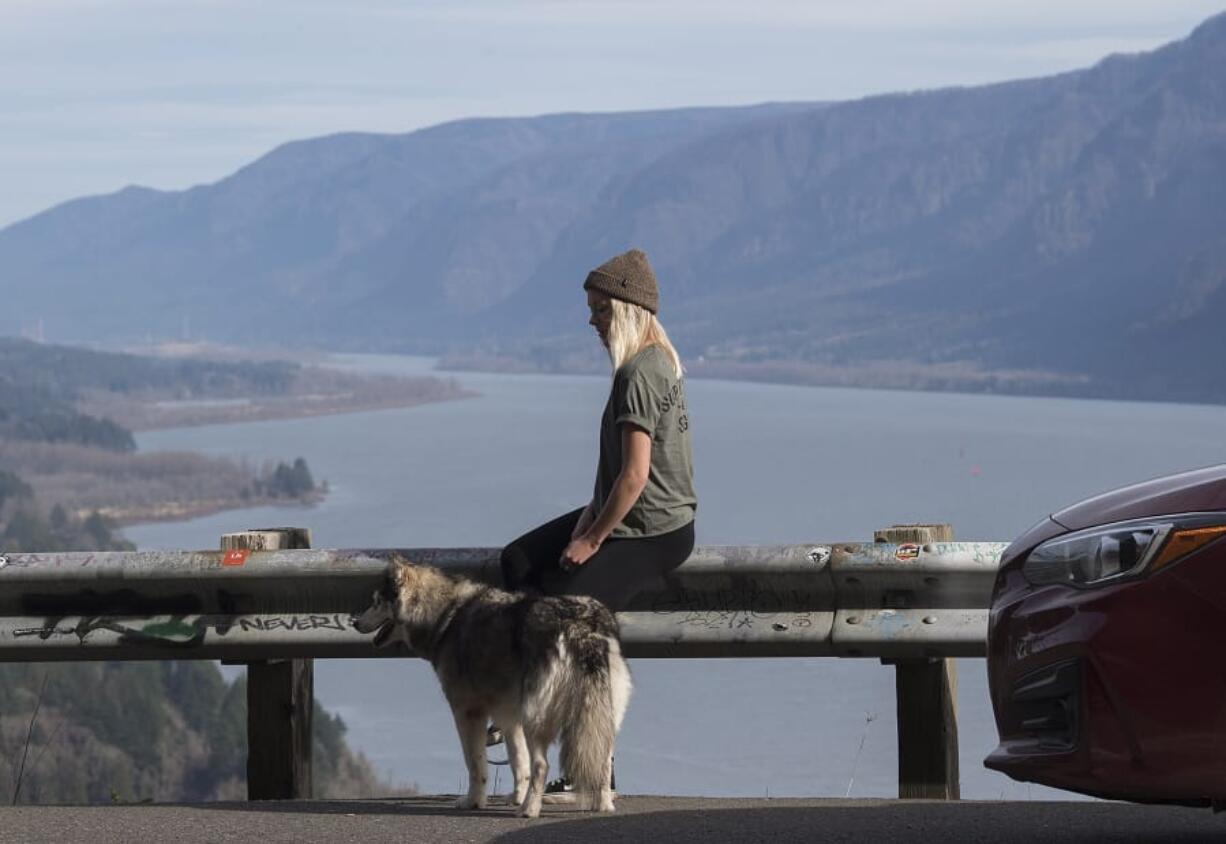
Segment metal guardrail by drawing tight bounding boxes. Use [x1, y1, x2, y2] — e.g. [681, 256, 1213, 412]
[0, 541, 1006, 661]
[0, 531, 1007, 802]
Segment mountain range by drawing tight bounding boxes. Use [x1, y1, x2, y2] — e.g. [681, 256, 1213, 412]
[3, 12, 1225, 402]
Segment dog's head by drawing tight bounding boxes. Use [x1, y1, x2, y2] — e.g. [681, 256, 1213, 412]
[352, 557, 421, 648]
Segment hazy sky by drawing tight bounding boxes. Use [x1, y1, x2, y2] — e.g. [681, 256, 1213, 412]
[1, 0, 1222, 228]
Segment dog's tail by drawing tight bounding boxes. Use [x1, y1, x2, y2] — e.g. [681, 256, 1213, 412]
[559, 634, 632, 806]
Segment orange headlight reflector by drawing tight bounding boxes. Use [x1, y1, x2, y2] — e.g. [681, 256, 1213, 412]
[1149, 525, 1226, 574]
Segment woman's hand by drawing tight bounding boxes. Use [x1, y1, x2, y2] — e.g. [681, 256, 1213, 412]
[560, 535, 601, 571]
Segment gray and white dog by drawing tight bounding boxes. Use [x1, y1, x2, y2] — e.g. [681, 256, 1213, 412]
[352, 557, 632, 817]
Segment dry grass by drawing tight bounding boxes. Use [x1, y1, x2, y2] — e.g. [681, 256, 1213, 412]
[0, 441, 319, 524]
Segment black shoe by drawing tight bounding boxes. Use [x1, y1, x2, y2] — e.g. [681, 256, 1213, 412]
[540, 771, 617, 805]
[541, 777, 577, 804]
[486, 725, 504, 747]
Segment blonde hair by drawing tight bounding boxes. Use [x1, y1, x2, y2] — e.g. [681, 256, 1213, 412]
[605, 297, 683, 378]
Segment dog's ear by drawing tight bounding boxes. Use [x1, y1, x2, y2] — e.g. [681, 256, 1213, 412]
[396, 558, 420, 585]
[383, 558, 419, 598]
[380, 564, 398, 601]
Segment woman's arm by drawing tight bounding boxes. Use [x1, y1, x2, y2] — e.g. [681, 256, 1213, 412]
[571, 501, 595, 540]
[560, 424, 651, 569]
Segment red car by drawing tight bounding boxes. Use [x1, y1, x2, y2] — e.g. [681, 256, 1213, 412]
[986, 465, 1226, 806]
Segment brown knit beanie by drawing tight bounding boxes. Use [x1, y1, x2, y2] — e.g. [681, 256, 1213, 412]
[583, 248, 659, 314]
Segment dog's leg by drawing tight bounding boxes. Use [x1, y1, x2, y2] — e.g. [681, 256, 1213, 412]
[505, 723, 530, 805]
[517, 729, 550, 819]
[452, 709, 488, 810]
[595, 752, 615, 812]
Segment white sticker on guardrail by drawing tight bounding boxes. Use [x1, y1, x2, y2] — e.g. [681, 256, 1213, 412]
[808, 546, 832, 566]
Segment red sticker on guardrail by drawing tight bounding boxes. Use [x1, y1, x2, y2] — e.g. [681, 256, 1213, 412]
[895, 543, 921, 561]
[222, 549, 250, 567]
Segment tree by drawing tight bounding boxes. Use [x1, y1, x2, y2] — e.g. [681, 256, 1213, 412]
[264, 457, 315, 498]
[0, 469, 32, 511]
[290, 457, 315, 495]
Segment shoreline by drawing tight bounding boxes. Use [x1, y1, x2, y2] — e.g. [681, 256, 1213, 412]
[94, 489, 327, 528]
[436, 353, 1226, 408]
[107, 390, 477, 529]
[121, 390, 480, 433]
[68, 363, 477, 533]
[82, 364, 477, 433]
[437, 353, 1088, 394]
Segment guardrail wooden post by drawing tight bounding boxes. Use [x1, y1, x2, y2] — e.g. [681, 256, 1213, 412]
[875, 523, 960, 800]
[221, 528, 314, 800]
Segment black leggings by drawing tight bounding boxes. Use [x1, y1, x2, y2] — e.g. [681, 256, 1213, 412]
[500, 508, 695, 612]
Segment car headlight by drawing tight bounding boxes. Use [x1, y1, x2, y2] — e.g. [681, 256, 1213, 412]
[1023, 514, 1226, 587]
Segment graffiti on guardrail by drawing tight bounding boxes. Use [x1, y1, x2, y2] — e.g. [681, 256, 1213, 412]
[650, 582, 826, 630]
[11, 613, 353, 647]
[939, 543, 1003, 563]
[10, 586, 244, 646]
[236, 615, 349, 632]
[14, 615, 218, 647]
[670, 610, 819, 630]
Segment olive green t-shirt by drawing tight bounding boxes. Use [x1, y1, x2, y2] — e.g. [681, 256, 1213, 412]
[593, 344, 697, 538]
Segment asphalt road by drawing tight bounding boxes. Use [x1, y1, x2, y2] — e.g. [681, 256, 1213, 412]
[1, 796, 1223, 843]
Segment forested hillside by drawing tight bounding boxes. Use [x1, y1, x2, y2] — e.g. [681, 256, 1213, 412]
[0, 662, 383, 803]
[0, 339, 390, 803]
[0, 338, 295, 452]
[0, 470, 383, 804]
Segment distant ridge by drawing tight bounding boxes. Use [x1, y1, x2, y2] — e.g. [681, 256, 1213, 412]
[3, 12, 1226, 402]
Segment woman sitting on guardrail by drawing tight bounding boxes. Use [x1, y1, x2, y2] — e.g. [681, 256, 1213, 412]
[500, 247, 697, 614]
[495, 248, 698, 794]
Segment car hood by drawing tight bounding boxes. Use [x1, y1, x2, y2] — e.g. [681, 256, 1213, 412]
[1052, 464, 1226, 531]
